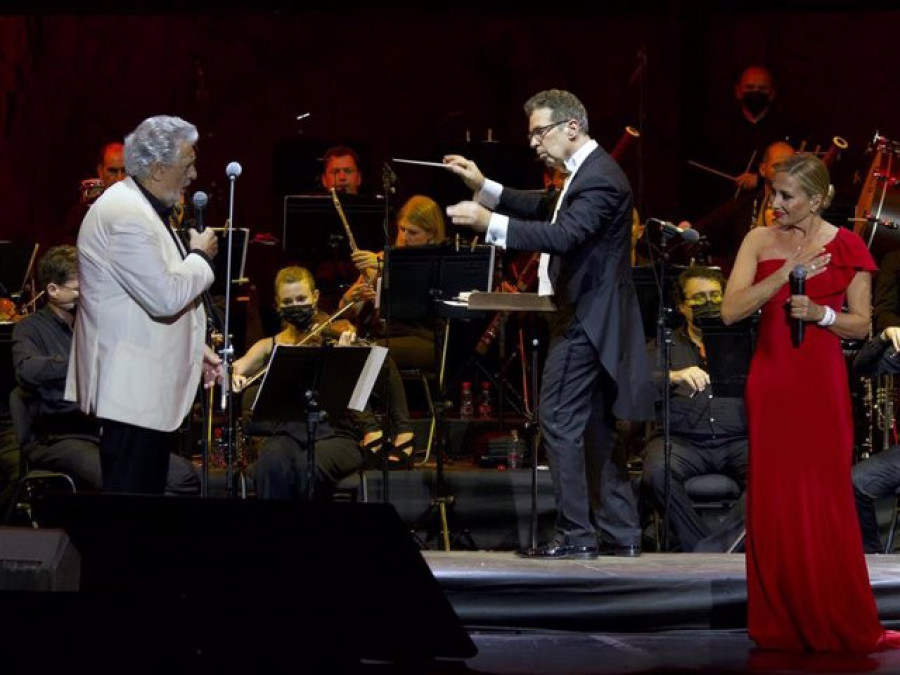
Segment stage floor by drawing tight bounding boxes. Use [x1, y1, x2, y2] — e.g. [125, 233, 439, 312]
[417, 552, 900, 674]
[8, 488, 900, 674]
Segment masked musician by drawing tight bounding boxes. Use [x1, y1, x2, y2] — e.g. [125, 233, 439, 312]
[639, 266, 748, 552]
[232, 266, 400, 499]
[687, 65, 802, 224]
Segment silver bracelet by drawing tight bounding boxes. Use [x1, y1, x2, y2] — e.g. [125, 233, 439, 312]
[817, 305, 836, 327]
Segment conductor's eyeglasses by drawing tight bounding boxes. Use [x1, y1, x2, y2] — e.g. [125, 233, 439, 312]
[527, 120, 567, 143]
[684, 291, 723, 306]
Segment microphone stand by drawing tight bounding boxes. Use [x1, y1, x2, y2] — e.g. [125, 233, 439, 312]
[655, 229, 676, 552]
[219, 172, 239, 498]
[526, 337, 541, 552]
[379, 163, 395, 502]
[196, 244, 224, 498]
[173, 197, 223, 499]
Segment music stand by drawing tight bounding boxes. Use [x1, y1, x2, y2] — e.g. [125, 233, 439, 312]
[0, 241, 39, 302]
[209, 227, 250, 297]
[250, 344, 385, 500]
[381, 244, 495, 550]
[465, 291, 557, 552]
[282, 194, 394, 299]
[693, 314, 758, 398]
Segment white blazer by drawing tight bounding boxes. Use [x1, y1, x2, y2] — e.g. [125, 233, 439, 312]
[65, 177, 214, 432]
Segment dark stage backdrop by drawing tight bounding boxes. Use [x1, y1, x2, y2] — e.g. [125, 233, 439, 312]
[1, 5, 898, 264]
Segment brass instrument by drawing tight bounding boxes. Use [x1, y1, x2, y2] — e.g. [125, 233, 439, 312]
[80, 178, 105, 205]
[610, 126, 640, 161]
[875, 373, 896, 452]
[821, 136, 849, 168]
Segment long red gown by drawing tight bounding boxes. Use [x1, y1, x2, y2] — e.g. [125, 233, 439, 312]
[745, 227, 895, 652]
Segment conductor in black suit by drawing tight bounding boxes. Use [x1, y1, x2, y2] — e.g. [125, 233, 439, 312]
[444, 89, 653, 558]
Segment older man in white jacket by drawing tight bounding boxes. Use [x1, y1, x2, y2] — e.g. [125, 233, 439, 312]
[66, 115, 221, 494]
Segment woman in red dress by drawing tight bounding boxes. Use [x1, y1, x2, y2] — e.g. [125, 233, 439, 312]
[722, 153, 900, 652]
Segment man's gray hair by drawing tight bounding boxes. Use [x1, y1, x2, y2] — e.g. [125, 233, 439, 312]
[124, 115, 198, 180]
[524, 89, 589, 135]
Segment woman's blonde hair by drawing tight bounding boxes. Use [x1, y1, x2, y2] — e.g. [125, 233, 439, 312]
[273, 265, 316, 299]
[396, 195, 446, 244]
[773, 153, 835, 213]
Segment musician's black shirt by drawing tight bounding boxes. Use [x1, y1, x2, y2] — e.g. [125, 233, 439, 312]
[647, 327, 747, 441]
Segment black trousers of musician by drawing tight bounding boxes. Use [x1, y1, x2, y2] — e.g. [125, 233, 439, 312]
[248, 430, 364, 501]
[98, 418, 176, 494]
[852, 445, 900, 553]
[641, 434, 748, 552]
[540, 319, 641, 549]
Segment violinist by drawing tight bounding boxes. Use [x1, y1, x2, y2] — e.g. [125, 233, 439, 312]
[232, 266, 397, 499]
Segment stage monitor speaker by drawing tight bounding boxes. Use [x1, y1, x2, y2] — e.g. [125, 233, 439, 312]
[16, 493, 476, 668]
[0, 526, 80, 591]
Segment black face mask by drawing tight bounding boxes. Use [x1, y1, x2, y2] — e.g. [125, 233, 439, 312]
[692, 301, 722, 321]
[741, 91, 770, 117]
[280, 304, 316, 330]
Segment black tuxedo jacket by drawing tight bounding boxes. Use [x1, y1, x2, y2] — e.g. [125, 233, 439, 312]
[500, 145, 653, 421]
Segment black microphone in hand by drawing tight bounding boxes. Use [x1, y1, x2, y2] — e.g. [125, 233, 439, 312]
[789, 264, 807, 347]
[191, 191, 209, 232]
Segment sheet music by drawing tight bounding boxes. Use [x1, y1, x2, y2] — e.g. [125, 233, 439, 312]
[348, 345, 388, 411]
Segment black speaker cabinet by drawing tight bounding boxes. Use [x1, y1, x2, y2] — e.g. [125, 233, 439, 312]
[0, 526, 80, 591]
[2, 494, 476, 668]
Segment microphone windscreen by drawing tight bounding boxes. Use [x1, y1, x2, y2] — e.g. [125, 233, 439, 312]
[791, 264, 808, 281]
[226, 161, 243, 178]
[682, 227, 700, 244]
[192, 190, 209, 210]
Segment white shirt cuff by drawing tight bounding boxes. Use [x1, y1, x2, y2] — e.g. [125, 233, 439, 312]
[476, 178, 502, 209]
[486, 214, 509, 248]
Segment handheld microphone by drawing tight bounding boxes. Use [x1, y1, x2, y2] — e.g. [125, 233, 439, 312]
[648, 218, 700, 244]
[191, 191, 209, 232]
[225, 161, 243, 179]
[789, 265, 807, 348]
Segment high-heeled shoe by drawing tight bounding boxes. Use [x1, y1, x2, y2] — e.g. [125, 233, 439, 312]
[387, 432, 416, 470]
[359, 431, 384, 470]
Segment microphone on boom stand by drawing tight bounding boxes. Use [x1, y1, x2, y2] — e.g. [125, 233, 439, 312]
[220, 162, 242, 412]
[216, 161, 242, 498]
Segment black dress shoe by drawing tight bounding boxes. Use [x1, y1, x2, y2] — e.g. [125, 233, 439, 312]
[598, 542, 641, 557]
[517, 541, 600, 559]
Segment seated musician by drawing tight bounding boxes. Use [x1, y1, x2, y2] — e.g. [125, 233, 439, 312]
[692, 140, 796, 273]
[11, 245, 200, 494]
[340, 194, 447, 367]
[851, 326, 900, 553]
[232, 266, 408, 499]
[338, 195, 448, 463]
[640, 265, 748, 552]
